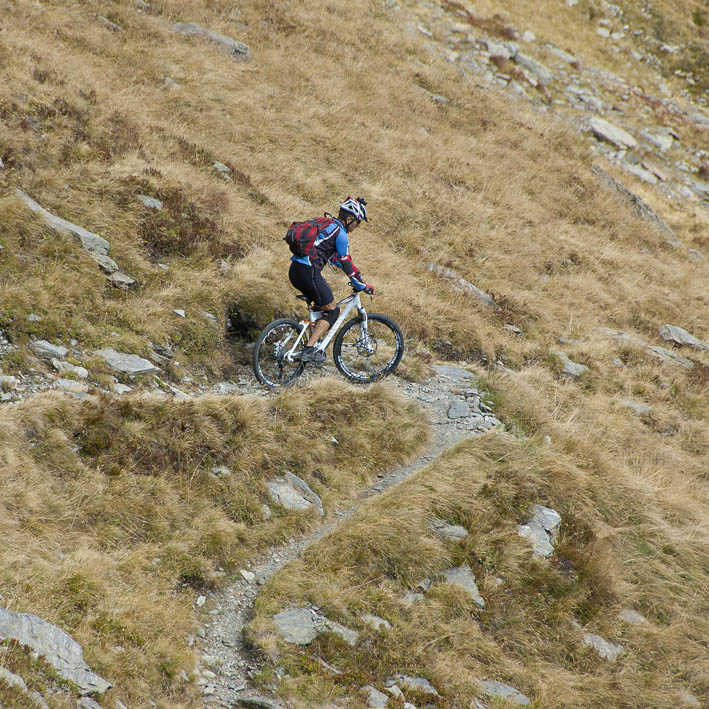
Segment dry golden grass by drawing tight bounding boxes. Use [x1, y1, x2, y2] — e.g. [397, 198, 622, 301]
[1, 0, 708, 706]
[0, 383, 426, 706]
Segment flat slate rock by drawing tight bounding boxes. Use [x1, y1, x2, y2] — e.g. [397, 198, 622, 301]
[647, 345, 694, 368]
[16, 190, 110, 255]
[30, 340, 68, 360]
[271, 608, 324, 645]
[589, 117, 637, 149]
[479, 679, 531, 705]
[430, 518, 469, 540]
[362, 685, 388, 708]
[0, 607, 111, 695]
[442, 565, 485, 608]
[658, 324, 707, 350]
[268, 472, 324, 516]
[618, 608, 649, 625]
[552, 351, 588, 378]
[425, 263, 501, 310]
[360, 614, 392, 631]
[172, 22, 250, 61]
[517, 504, 561, 558]
[389, 674, 440, 696]
[432, 364, 476, 382]
[95, 348, 157, 374]
[582, 632, 624, 661]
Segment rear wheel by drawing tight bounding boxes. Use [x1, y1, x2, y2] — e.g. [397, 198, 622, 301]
[252, 318, 305, 388]
[333, 313, 404, 383]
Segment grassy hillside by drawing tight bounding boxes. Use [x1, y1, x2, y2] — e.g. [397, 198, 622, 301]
[1, 0, 708, 707]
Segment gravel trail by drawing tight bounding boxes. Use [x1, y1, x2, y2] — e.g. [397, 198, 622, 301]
[197, 364, 501, 708]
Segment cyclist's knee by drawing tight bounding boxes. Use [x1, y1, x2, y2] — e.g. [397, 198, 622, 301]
[324, 307, 340, 327]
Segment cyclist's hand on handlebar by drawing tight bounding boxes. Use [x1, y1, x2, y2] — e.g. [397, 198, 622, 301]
[363, 284, 375, 295]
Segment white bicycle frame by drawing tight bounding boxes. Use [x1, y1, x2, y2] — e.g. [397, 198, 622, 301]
[283, 292, 370, 362]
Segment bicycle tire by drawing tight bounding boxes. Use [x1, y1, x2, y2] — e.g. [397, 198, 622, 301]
[252, 318, 305, 388]
[332, 313, 404, 383]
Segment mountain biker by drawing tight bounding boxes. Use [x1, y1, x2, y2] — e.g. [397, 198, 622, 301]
[288, 196, 374, 363]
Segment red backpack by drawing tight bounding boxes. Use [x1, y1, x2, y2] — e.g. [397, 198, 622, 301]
[283, 215, 335, 257]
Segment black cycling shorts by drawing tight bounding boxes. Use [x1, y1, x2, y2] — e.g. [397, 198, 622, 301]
[289, 261, 333, 307]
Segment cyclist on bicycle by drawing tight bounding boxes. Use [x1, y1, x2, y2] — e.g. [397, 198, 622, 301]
[288, 196, 374, 363]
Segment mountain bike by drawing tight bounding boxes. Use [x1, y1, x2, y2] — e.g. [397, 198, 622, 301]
[252, 290, 404, 389]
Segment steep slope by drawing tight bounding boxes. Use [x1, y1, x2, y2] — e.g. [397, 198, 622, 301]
[0, 0, 707, 707]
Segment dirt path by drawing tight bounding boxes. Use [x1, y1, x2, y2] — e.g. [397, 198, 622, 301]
[197, 364, 501, 708]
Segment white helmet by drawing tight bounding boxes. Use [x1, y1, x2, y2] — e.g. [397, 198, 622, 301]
[339, 196, 368, 222]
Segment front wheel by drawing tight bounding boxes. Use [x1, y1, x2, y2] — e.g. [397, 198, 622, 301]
[252, 318, 305, 388]
[333, 313, 404, 383]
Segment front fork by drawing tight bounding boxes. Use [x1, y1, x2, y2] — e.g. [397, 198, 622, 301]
[356, 307, 375, 353]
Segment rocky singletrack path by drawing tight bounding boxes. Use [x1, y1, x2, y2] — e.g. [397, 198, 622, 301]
[197, 364, 502, 709]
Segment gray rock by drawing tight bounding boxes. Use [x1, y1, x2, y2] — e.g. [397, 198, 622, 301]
[546, 44, 576, 64]
[212, 161, 233, 181]
[325, 619, 359, 646]
[401, 592, 424, 606]
[31, 340, 68, 360]
[0, 375, 18, 391]
[447, 399, 469, 418]
[687, 249, 705, 262]
[362, 686, 388, 708]
[425, 263, 501, 310]
[589, 117, 637, 149]
[113, 383, 132, 394]
[51, 359, 88, 379]
[91, 253, 120, 274]
[517, 504, 561, 558]
[107, 272, 137, 290]
[432, 364, 476, 382]
[442, 565, 485, 608]
[658, 325, 707, 350]
[479, 680, 531, 705]
[0, 607, 112, 695]
[173, 309, 186, 318]
[551, 351, 588, 378]
[268, 472, 324, 516]
[95, 348, 157, 374]
[360, 614, 392, 632]
[213, 381, 238, 394]
[618, 608, 649, 625]
[504, 324, 523, 335]
[582, 632, 624, 661]
[172, 22, 250, 61]
[514, 52, 554, 84]
[390, 674, 440, 696]
[620, 399, 650, 416]
[210, 465, 232, 477]
[484, 39, 516, 60]
[430, 518, 469, 540]
[641, 130, 674, 152]
[78, 698, 104, 709]
[97, 14, 123, 31]
[647, 346, 694, 368]
[16, 190, 110, 255]
[137, 194, 163, 210]
[55, 378, 89, 393]
[624, 163, 658, 184]
[27, 313, 42, 322]
[271, 608, 323, 645]
[592, 166, 678, 244]
[0, 666, 28, 691]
